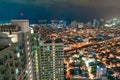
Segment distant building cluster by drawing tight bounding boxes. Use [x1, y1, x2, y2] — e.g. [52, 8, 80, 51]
[70, 18, 120, 28]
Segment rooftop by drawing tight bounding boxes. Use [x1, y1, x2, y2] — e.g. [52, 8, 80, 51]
[0, 25, 21, 31]
[11, 20, 29, 22]
[55, 38, 63, 43]
[44, 38, 63, 43]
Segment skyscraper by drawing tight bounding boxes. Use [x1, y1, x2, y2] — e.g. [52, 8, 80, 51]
[11, 20, 34, 80]
[38, 38, 64, 80]
[0, 20, 34, 80]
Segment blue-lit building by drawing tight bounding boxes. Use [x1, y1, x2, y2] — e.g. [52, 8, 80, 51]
[97, 35, 104, 41]
[96, 64, 106, 79]
[74, 67, 81, 76]
[74, 36, 83, 42]
[93, 19, 100, 28]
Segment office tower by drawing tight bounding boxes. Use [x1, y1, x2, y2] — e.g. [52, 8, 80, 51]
[92, 19, 96, 27]
[93, 19, 100, 28]
[78, 22, 84, 28]
[0, 20, 34, 80]
[11, 20, 34, 80]
[99, 19, 105, 28]
[39, 38, 64, 80]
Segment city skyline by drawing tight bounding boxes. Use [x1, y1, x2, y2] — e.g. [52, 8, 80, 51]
[0, 0, 120, 80]
[0, 18, 120, 80]
[1, 0, 120, 23]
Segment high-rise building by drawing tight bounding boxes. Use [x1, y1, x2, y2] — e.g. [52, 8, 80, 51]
[31, 33, 40, 80]
[78, 22, 84, 28]
[38, 38, 64, 80]
[11, 20, 34, 80]
[0, 20, 34, 80]
[93, 19, 100, 28]
[99, 19, 105, 28]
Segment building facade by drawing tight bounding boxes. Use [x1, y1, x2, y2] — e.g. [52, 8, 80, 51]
[39, 39, 64, 80]
[31, 33, 40, 80]
[0, 20, 34, 80]
[0, 43, 28, 80]
[11, 20, 34, 80]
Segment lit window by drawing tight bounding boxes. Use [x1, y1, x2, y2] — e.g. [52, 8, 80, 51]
[43, 67, 44, 70]
[34, 37, 37, 40]
[27, 47, 30, 50]
[29, 61, 31, 65]
[29, 70, 31, 73]
[28, 52, 30, 56]
[27, 41, 29, 45]
[29, 66, 31, 69]
[25, 70, 28, 74]
[42, 72, 44, 75]
[29, 57, 31, 60]
[16, 46, 19, 51]
[17, 52, 20, 58]
[30, 74, 32, 78]
[16, 68, 19, 74]
[47, 46, 50, 51]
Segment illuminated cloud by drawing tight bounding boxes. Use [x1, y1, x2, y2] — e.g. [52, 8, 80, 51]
[1, 0, 120, 7]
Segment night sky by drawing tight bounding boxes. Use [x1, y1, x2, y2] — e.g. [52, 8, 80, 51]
[0, 0, 120, 23]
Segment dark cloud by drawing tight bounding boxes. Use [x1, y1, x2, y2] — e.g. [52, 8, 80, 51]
[1, 0, 120, 7]
[0, 0, 120, 22]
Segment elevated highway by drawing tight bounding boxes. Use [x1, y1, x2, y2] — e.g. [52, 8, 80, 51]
[64, 36, 120, 52]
